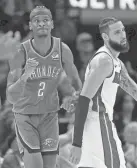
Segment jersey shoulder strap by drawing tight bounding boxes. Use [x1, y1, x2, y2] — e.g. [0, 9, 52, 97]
[52, 36, 63, 67]
[22, 39, 31, 57]
[21, 39, 31, 68]
[88, 51, 111, 69]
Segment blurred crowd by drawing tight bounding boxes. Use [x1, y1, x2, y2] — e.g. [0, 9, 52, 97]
[0, 0, 136, 168]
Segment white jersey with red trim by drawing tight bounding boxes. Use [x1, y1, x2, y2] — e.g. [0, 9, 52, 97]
[85, 45, 121, 121]
[78, 45, 126, 168]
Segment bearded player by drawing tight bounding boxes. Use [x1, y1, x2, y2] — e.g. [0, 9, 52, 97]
[70, 17, 137, 168]
[7, 6, 82, 168]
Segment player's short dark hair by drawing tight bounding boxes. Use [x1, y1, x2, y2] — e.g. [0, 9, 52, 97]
[30, 6, 52, 21]
[99, 17, 119, 34]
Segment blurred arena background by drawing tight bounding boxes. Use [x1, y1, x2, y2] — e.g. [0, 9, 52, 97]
[0, 0, 137, 167]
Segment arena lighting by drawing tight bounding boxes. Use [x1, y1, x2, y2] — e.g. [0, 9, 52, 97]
[68, 0, 137, 24]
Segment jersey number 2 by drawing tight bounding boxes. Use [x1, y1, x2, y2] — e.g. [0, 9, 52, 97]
[38, 82, 46, 97]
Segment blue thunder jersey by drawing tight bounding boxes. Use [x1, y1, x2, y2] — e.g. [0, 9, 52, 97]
[13, 37, 63, 114]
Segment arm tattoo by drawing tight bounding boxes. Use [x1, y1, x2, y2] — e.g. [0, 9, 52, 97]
[120, 67, 137, 101]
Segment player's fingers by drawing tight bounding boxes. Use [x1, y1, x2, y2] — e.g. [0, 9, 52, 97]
[75, 157, 79, 165]
[28, 58, 37, 60]
[60, 103, 65, 108]
[60, 104, 66, 110]
[69, 107, 75, 113]
[27, 61, 38, 65]
[67, 104, 74, 113]
[27, 59, 38, 63]
[72, 156, 77, 165]
[69, 155, 74, 164]
[76, 157, 81, 165]
[27, 59, 39, 66]
[67, 106, 72, 113]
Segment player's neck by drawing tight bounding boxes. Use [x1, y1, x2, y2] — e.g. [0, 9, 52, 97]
[32, 35, 52, 56]
[105, 44, 120, 59]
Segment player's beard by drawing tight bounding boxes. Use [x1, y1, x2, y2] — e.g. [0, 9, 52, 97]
[109, 39, 129, 53]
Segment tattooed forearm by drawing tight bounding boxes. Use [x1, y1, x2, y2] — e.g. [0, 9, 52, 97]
[120, 70, 137, 101]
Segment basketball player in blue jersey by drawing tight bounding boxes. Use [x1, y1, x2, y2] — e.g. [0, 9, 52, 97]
[7, 6, 82, 168]
[70, 17, 137, 168]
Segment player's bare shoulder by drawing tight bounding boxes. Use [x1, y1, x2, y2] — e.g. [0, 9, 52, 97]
[61, 42, 70, 51]
[89, 52, 113, 77]
[61, 42, 73, 62]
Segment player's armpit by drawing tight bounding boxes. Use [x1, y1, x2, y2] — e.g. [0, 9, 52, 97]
[120, 61, 137, 101]
[61, 42, 82, 91]
[81, 53, 113, 99]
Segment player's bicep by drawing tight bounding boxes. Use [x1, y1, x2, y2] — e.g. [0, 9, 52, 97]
[81, 54, 113, 99]
[81, 67, 105, 99]
[62, 43, 79, 79]
[62, 43, 82, 90]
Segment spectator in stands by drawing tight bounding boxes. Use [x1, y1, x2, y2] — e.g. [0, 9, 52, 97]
[114, 94, 136, 146]
[1, 122, 24, 168]
[75, 32, 95, 82]
[0, 31, 20, 109]
[0, 102, 14, 157]
[123, 122, 137, 168]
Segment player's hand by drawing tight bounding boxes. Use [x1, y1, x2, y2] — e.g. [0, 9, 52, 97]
[61, 91, 80, 113]
[22, 58, 39, 80]
[0, 31, 21, 60]
[69, 145, 82, 165]
[61, 96, 75, 113]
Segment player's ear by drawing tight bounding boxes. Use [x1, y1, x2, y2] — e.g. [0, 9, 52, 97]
[102, 33, 109, 41]
[51, 20, 54, 29]
[29, 21, 32, 30]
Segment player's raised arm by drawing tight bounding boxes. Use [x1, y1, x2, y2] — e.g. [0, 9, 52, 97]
[120, 61, 137, 101]
[6, 45, 26, 104]
[72, 53, 113, 147]
[61, 43, 82, 92]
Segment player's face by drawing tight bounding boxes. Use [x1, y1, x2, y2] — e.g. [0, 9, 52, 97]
[30, 15, 53, 37]
[108, 21, 129, 53]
